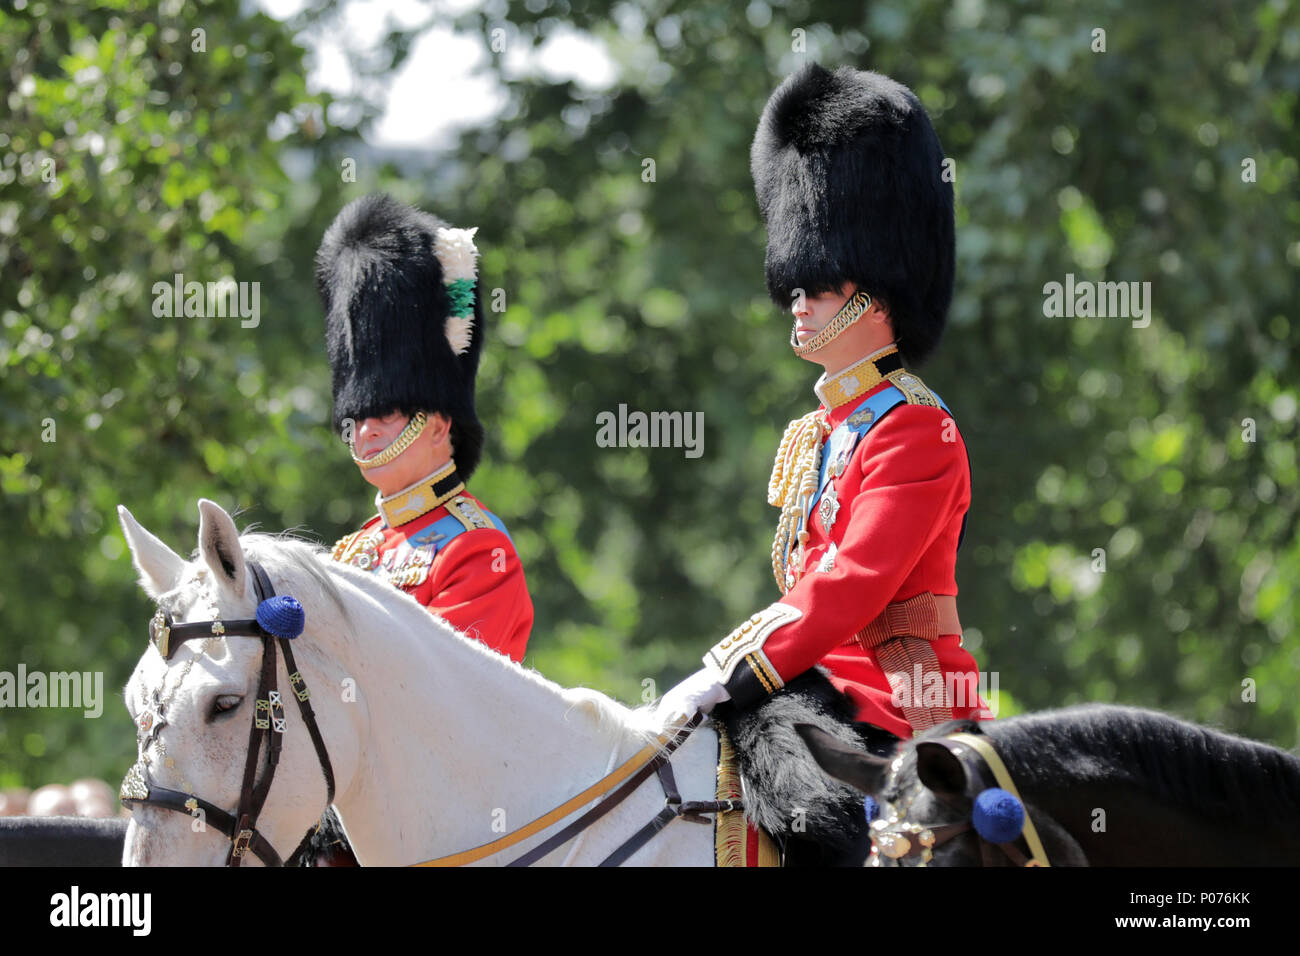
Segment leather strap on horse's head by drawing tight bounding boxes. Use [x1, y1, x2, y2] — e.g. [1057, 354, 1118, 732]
[942, 732, 1049, 867]
[867, 731, 1051, 868]
[226, 562, 282, 866]
[121, 560, 335, 868]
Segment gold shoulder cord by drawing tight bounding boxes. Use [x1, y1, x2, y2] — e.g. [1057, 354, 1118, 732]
[766, 357, 941, 592]
[768, 409, 830, 592]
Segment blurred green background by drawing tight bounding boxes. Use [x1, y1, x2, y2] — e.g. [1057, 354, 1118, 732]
[2, 0, 1297, 789]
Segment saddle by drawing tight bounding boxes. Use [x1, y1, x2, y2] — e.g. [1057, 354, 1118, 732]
[713, 667, 899, 866]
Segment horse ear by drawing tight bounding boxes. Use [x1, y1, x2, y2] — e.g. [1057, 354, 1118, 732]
[915, 741, 968, 796]
[118, 504, 186, 599]
[795, 723, 890, 795]
[196, 499, 246, 599]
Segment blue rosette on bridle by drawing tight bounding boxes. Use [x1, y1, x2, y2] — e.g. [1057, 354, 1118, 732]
[971, 787, 1025, 844]
[256, 595, 305, 639]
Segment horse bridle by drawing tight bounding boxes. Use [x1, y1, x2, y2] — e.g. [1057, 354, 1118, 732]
[865, 732, 1051, 867]
[119, 559, 723, 868]
[120, 561, 336, 867]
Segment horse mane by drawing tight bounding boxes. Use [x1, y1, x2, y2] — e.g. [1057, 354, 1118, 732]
[974, 703, 1300, 824]
[235, 531, 661, 747]
[240, 532, 354, 623]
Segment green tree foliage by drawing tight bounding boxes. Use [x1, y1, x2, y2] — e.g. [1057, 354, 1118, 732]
[0, 0, 345, 786]
[1, 0, 1297, 789]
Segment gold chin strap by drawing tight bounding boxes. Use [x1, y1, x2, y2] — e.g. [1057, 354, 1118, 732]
[946, 732, 1052, 867]
[790, 289, 872, 356]
[352, 411, 428, 470]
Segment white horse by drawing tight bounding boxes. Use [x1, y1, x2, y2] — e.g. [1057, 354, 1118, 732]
[118, 499, 720, 866]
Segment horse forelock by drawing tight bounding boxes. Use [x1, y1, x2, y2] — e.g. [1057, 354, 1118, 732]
[238, 532, 352, 621]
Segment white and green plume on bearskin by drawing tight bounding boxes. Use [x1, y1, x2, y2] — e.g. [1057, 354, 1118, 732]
[434, 226, 479, 357]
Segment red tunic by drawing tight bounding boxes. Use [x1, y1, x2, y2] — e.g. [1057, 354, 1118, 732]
[331, 489, 533, 662]
[705, 354, 989, 739]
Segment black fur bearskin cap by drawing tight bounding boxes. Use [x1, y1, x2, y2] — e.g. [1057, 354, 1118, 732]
[316, 193, 486, 480]
[751, 63, 955, 366]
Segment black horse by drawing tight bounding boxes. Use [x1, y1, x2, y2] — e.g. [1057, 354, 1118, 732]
[798, 703, 1300, 865]
[0, 817, 128, 866]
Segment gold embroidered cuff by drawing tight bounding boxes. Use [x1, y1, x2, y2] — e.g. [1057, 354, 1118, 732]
[704, 603, 801, 684]
[744, 651, 783, 694]
[720, 651, 785, 711]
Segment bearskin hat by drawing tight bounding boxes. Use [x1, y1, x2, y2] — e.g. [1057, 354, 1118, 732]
[751, 63, 955, 365]
[316, 193, 486, 480]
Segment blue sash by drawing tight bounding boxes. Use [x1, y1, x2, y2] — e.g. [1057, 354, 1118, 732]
[405, 508, 515, 553]
[804, 384, 963, 548]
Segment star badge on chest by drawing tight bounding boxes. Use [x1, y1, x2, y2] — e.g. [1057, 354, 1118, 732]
[350, 530, 383, 571]
[817, 485, 840, 534]
[816, 542, 838, 573]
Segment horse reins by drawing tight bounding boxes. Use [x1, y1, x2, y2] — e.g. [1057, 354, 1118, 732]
[120, 561, 336, 867]
[414, 711, 742, 867]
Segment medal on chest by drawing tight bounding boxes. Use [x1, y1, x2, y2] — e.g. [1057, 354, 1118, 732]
[386, 542, 436, 589]
[337, 529, 435, 589]
[334, 529, 384, 571]
[826, 426, 857, 480]
[816, 542, 838, 573]
[817, 484, 841, 535]
[808, 428, 854, 538]
[364, 539, 436, 589]
[847, 406, 875, 429]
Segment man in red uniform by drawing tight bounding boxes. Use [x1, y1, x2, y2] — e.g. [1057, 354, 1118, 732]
[317, 193, 533, 661]
[306, 195, 534, 866]
[658, 65, 987, 745]
[327, 410, 532, 661]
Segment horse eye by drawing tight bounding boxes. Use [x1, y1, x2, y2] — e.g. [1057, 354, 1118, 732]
[212, 695, 243, 717]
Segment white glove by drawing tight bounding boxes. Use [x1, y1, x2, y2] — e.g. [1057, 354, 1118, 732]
[654, 667, 731, 728]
